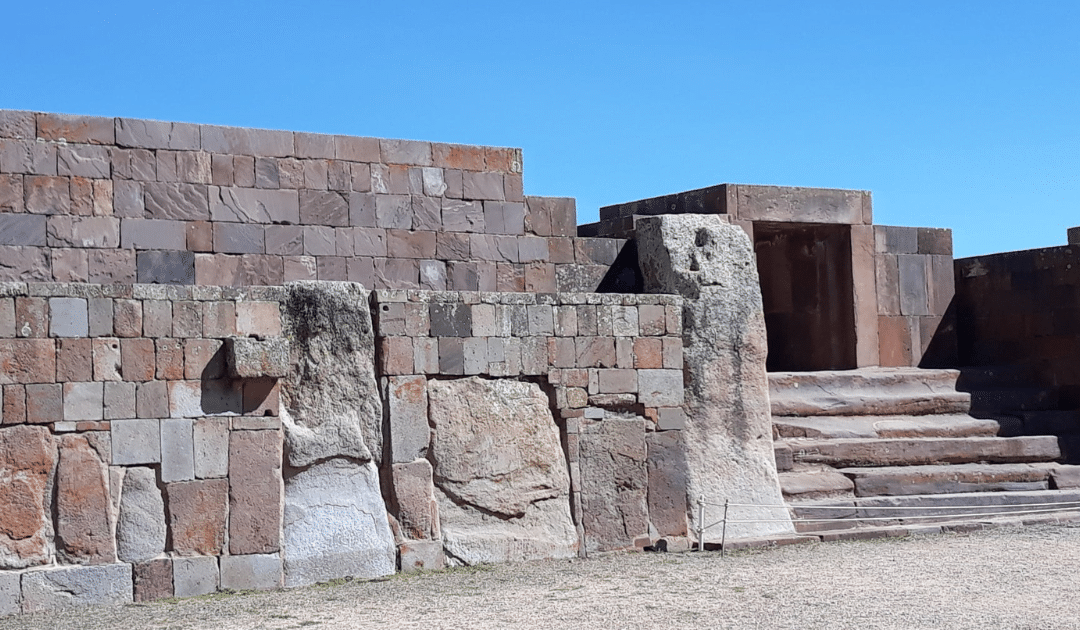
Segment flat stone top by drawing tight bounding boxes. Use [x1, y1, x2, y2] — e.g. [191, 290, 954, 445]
[371, 289, 682, 307]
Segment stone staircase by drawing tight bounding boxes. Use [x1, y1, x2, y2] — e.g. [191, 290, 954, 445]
[771, 368, 1080, 535]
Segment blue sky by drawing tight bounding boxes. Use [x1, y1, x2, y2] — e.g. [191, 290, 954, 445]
[3, 1, 1076, 258]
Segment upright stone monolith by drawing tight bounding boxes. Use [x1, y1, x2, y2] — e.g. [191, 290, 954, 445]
[636, 214, 793, 539]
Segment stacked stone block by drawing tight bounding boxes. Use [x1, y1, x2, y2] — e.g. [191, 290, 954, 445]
[0, 110, 617, 293]
[874, 226, 955, 366]
[0, 281, 287, 613]
[375, 289, 688, 561]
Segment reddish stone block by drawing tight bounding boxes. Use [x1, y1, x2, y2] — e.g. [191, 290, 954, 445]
[633, 338, 663, 369]
[392, 460, 438, 540]
[0, 425, 56, 568]
[168, 479, 228, 556]
[878, 316, 914, 367]
[638, 305, 666, 336]
[51, 248, 89, 283]
[69, 177, 94, 216]
[242, 378, 280, 416]
[75, 421, 110, 432]
[187, 220, 213, 252]
[121, 338, 156, 382]
[0, 339, 56, 384]
[24, 176, 71, 214]
[113, 299, 143, 338]
[134, 559, 174, 602]
[496, 262, 525, 292]
[203, 301, 236, 337]
[15, 297, 48, 338]
[36, 113, 114, 144]
[483, 147, 515, 173]
[156, 338, 185, 380]
[55, 433, 116, 564]
[184, 339, 225, 380]
[386, 229, 437, 259]
[229, 430, 282, 554]
[525, 262, 556, 293]
[2, 384, 26, 424]
[56, 338, 93, 382]
[88, 250, 137, 284]
[235, 301, 282, 337]
[172, 301, 202, 338]
[432, 144, 485, 171]
[379, 336, 414, 375]
[548, 337, 576, 368]
[575, 337, 616, 368]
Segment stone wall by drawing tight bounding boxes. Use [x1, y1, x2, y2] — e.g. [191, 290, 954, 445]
[0, 110, 618, 293]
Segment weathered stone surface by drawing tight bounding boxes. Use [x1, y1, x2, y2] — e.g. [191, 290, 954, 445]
[0, 570, 19, 616]
[636, 215, 793, 539]
[392, 459, 438, 540]
[21, 564, 132, 612]
[646, 430, 689, 537]
[229, 430, 282, 555]
[428, 377, 577, 565]
[227, 337, 289, 378]
[790, 436, 1059, 467]
[173, 556, 217, 597]
[768, 368, 970, 417]
[116, 466, 166, 563]
[55, 435, 115, 565]
[0, 425, 56, 569]
[840, 462, 1054, 497]
[282, 459, 395, 587]
[219, 554, 282, 591]
[399, 540, 445, 572]
[168, 479, 227, 556]
[388, 375, 429, 463]
[579, 418, 649, 551]
[280, 282, 382, 467]
[133, 559, 173, 602]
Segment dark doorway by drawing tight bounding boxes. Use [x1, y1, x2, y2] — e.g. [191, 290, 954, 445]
[754, 222, 856, 371]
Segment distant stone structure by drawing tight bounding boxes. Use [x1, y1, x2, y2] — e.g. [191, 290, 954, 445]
[2, 109, 1076, 617]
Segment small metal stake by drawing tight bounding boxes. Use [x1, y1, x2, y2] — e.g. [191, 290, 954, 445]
[721, 499, 730, 558]
[697, 495, 705, 552]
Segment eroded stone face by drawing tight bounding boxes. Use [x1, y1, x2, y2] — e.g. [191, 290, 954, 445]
[428, 378, 568, 518]
[427, 377, 577, 565]
[0, 425, 56, 569]
[637, 214, 757, 299]
[56, 434, 115, 565]
[116, 466, 166, 564]
[578, 417, 648, 552]
[280, 281, 381, 467]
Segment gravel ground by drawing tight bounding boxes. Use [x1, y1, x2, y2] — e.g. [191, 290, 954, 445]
[5, 523, 1080, 630]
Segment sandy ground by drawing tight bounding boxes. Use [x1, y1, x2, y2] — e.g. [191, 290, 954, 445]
[5, 523, 1080, 630]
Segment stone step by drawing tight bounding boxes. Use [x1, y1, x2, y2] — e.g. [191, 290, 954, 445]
[774, 414, 999, 440]
[778, 469, 855, 501]
[779, 435, 1061, 467]
[790, 489, 1080, 530]
[838, 462, 1059, 497]
[769, 368, 970, 417]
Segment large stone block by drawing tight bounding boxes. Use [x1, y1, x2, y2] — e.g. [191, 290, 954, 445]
[428, 377, 577, 565]
[116, 466, 166, 563]
[388, 375, 429, 463]
[0, 425, 56, 569]
[168, 479, 227, 556]
[579, 418, 649, 552]
[399, 540, 445, 573]
[0, 570, 19, 616]
[219, 554, 282, 591]
[646, 431, 689, 537]
[21, 563, 132, 613]
[173, 556, 218, 597]
[0, 214, 45, 246]
[55, 434, 115, 565]
[227, 337, 289, 378]
[636, 215, 792, 540]
[209, 186, 300, 224]
[111, 419, 161, 465]
[0, 339, 56, 385]
[392, 459, 438, 540]
[282, 459, 395, 587]
[161, 418, 195, 482]
[137, 250, 196, 284]
[133, 558, 173, 602]
[229, 430, 282, 554]
[116, 118, 201, 150]
[280, 282, 382, 467]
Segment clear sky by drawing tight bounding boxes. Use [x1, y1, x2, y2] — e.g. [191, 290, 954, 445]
[2, 1, 1076, 258]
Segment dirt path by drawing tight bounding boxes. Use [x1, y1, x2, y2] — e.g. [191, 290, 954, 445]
[5, 523, 1080, 630]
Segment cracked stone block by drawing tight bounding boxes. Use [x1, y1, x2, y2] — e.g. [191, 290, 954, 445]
[21, 563, 132, 613]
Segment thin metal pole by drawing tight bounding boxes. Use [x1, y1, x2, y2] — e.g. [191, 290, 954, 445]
[721, 499, 730, 558]
[697, 495, 705, 552]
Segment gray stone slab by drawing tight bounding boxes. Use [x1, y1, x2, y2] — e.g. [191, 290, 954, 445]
[484, 201, 525, 235]
[200, 125, 294, 157]
[161, 418, 195, 482]
[214, 223, 265, 254]
[173, 556, 218, 597]
[0, 570, 19, 616]
[63, 381, 103, 421]
[638, 369, 684, 407]
[300, 190, 348, 226]
[898, 255, 929, 316]
[57, 144, 111, 178]
[121, 218, 187, 250]
[137, 250, 195, 284]
[49, 297, 88, 337]
[876, 225, 919, 254]
[0, 110, 35, 139]
[380, 139, 432, 166]
[388, 375, 429, 463]
[111, 418, 161, 465]
[219, 554, 282, 591]
[375, 194, 412, 229]
[0, 214, 45, 246]
[282, 459, 395, 587]
[463, 172, 504, 201]
[209, 186, 299, 224]
[21, 564, 132, 613]
[116, 118, 201, 150]
[144, 183, 209, 221]
[430, 302, 471, 337]
[116, 466, 166, 563]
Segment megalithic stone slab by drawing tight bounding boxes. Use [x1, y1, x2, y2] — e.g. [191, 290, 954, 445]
[579, 417, 649, 552]
[282, 458, 396, 588]
[636, 214, 793, 540]
[116, 466, 166, 563]
[280, 281, 382, 467]
[0, 425, 56, 569]
[55, 434, 116, 565]
[21, 563, 133, 613]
